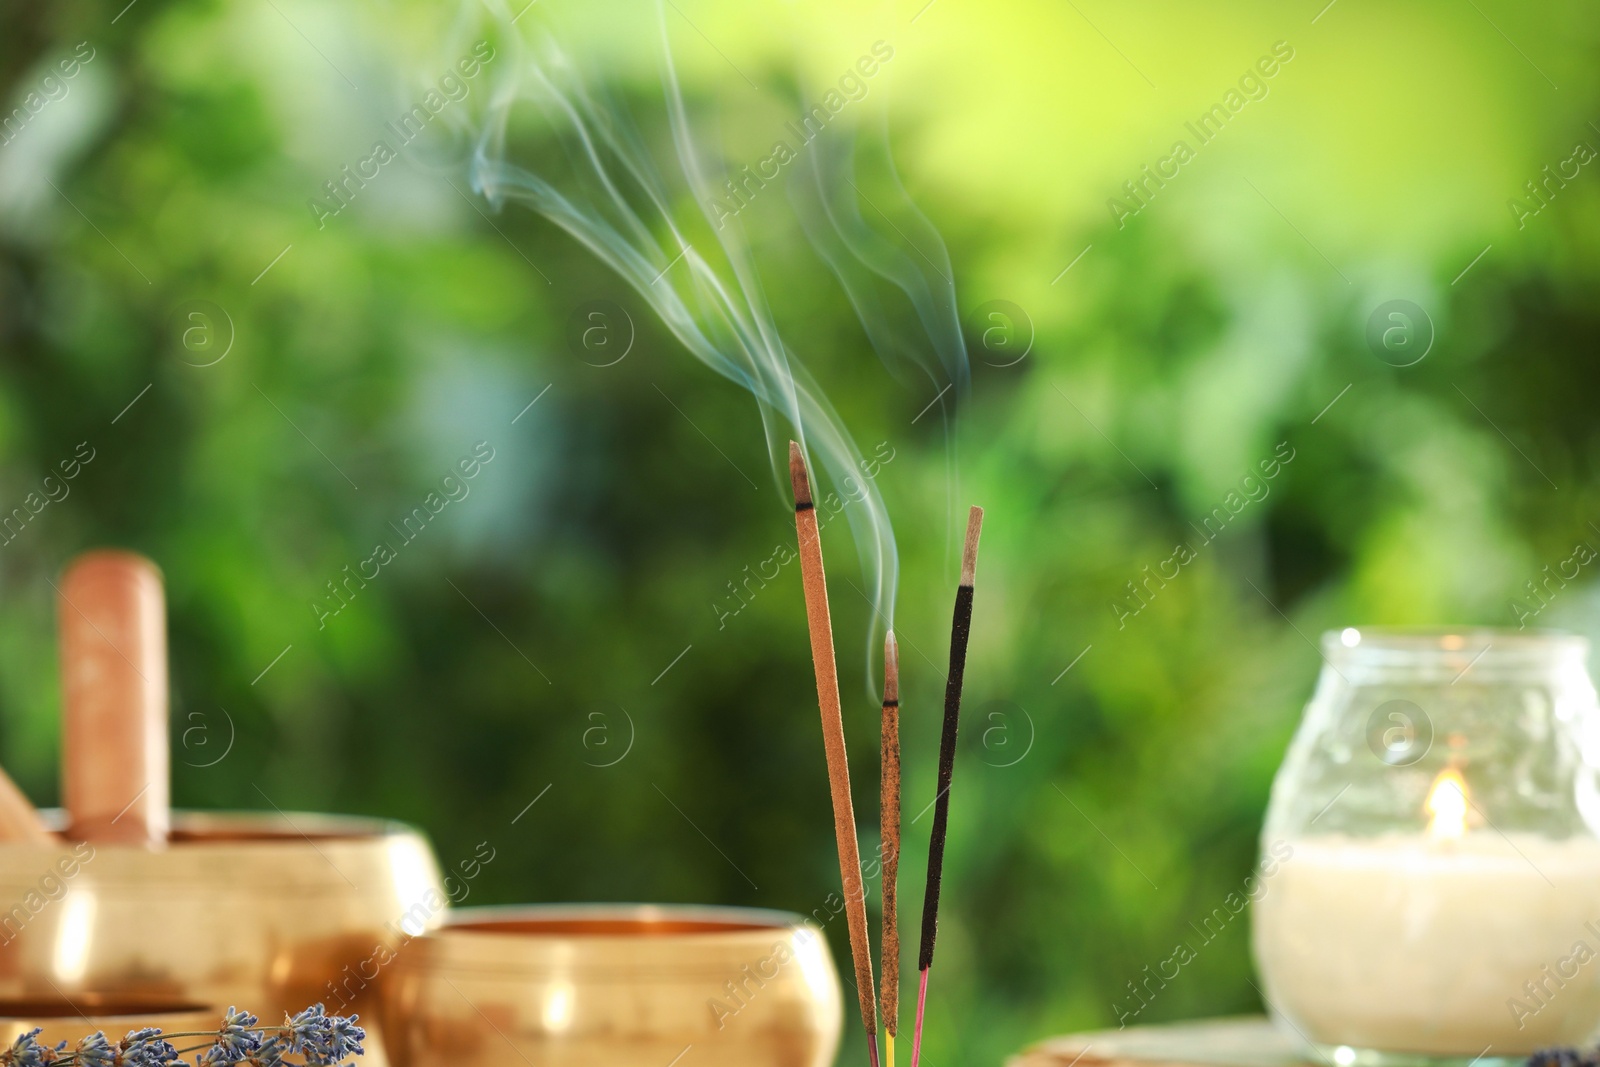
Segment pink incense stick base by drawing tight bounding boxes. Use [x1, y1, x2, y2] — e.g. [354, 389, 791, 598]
[910, 969, 930, 1067]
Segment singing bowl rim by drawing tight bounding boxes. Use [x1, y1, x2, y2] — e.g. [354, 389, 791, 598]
[19, 808, 427, 846]
[384, 903, 833, 979]
[443, 902, 814, 939]
[0, 809, 441, 895]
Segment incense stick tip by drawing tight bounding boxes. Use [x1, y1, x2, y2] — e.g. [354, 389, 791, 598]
[787, 441, 812, 506]
[960, 506, 984, 585]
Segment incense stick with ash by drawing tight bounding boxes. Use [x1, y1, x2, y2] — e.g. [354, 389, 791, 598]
[911, 505, 984, 1067]
[788, 440, 881, 1067]
[880, 632, 902, 1067]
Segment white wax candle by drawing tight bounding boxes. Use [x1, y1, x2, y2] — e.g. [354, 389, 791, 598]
[1253, 832, 1600, 1055]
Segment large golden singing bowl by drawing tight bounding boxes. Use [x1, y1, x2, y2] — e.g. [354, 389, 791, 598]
[0, 993, 217, 1049]
[0, 810, 443, 1062]
[378, 905, 843, 1067]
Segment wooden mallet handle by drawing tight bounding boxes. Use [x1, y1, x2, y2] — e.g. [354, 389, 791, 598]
[57, 550, 169, 846]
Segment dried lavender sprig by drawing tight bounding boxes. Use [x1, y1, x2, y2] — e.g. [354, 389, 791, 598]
[3, 1006, 364, 1067]
[1527, 1049, 1600, 1067]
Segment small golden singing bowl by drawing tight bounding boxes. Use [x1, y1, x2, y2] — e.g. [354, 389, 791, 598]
[0, 992, 216, 1048]
[0, 810, 444, 1065]
[378, 904, 843, 1067]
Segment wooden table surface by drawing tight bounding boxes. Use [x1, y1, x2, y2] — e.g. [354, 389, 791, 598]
[1010, 1016, 1310, 1067]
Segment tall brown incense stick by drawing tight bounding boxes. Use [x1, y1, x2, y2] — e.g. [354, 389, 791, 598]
[788, 441, 880, 1067]
[880, 632, 902, 1067]
[911, 505, 983, 1067]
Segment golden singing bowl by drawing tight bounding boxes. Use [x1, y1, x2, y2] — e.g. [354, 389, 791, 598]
[0, 810, 444, 1063]
[377, 904, 843, 1067]
[0, 992, 217, 1048]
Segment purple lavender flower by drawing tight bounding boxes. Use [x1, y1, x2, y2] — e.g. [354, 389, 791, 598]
[1527, 1052, 1598, 1067]
[72, 1034, 112, 1067]
[283, 1005, 362, 1067]
[112, 1029, 177, 1067]
[283, 1006, 330, 1066]
[199, 1009, 260, 1067]
[0, 1029, 37, 1067]
[324, 1017, 362, 1065]
[241, 1037, 285, 1067]
[2, 1028, 52, 1067]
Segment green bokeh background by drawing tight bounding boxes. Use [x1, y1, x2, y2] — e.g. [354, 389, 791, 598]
[2, 1, 1599, 1063]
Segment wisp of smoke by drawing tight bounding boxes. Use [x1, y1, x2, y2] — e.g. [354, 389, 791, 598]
[791, 120, 966, 406]
[465, 0, 967, 686]
[790, 117, 969, 547]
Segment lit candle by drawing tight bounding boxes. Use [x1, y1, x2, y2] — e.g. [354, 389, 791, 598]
[1254, 767, 1600, 1056]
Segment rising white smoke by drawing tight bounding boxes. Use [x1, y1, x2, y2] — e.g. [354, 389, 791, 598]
[464, 0, 968, 685]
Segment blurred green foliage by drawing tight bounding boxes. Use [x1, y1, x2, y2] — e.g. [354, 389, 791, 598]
[1, 1, 1600, 1064]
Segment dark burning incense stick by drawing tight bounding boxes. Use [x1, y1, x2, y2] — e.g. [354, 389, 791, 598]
[789, 440, 880, 1067]
[910, 505, 983, 1067]
[881, 632, 902, 1067]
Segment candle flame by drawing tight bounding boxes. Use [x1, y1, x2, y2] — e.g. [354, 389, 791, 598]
[1426, 765, 1469, 840]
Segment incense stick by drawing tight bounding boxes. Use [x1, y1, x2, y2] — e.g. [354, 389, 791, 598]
[910, 505, 983, 1067]
[881, 632, 902, 1067]
[789, 441, 880, 1067]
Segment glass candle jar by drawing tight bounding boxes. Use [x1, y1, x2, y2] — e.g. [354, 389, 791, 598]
[1252, 629, 1600, 1065]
